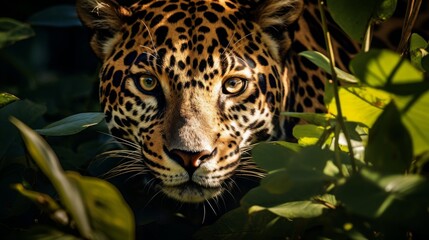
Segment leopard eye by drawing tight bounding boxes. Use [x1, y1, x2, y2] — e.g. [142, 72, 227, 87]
[222, 77, 248, 95]
[139, 75, 158, 91]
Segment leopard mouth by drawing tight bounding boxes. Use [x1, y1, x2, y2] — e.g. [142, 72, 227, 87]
[161, 181, 223, 203]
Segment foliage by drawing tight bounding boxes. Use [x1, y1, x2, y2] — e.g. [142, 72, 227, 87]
[1, 0, 429, 239]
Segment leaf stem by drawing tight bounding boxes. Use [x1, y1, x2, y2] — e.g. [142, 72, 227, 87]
[397, 0, 422, 55]
[318, 0, 357, 174]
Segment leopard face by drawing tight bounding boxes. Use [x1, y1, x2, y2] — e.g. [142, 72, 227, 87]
[77, 0, 302, 203]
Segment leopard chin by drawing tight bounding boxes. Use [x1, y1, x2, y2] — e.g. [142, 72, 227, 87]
[161, 182, 223, 203]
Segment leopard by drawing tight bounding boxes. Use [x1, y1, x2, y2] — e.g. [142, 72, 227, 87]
[76, 0, 429, 205]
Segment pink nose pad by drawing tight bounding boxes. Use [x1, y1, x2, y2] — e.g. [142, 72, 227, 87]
[170, 149, 212, 169]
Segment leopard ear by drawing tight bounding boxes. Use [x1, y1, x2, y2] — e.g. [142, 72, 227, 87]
[76, 0, 132, 59]
[250, 0, 303, 29]
[247, 0, 303, 57]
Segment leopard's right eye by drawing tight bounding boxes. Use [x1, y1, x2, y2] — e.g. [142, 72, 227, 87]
[139, 74, 158, 92]
[222, 77, 248, 96]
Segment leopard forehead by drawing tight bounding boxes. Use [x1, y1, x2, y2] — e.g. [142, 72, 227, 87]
[101, 0, 281, 82]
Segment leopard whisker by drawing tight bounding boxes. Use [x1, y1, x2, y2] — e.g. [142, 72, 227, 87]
[140, 20, 158, 57]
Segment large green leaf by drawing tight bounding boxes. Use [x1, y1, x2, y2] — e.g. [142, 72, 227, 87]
[365, 102, 412, 174]
[0, 18, 34, 48]
[0, 100, 46, 161]
[10, 118, 93, 239]
[36, 112, 105, 136]
[351, 49, 429, 155]
[67, 172, 134, 240]
[350, 49, 426, 94]
[251, 142, 295, 172]
[327, 0, 397, 41]
[336, 169, 428, 218]
[327, 86, 390, 127]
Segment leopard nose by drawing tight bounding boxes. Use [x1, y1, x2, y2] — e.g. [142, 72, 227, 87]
[170, 149, 213, 169]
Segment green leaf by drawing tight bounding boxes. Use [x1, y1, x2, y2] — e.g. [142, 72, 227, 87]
[251, 142, 296, 172]
[293, 124, 325, 146]
[409, 33, 428, 71]
[327, 87, 389, 127]
[373, 0, 397, 21]
[365, 102, 412, 174]
[36, 112, 105, 136]
[395, 92, 429, 155]
[195, 206, 295, 239]
[299, 51, 359, 84]
[0, 93, 19, 108]
[351, 49, 429, 155]
[410, 33, 428, 52]
[67, 172, 134, 240]
[10, 118, 93, 239]
[0, 100, 46, 161]
[260, 169, 293, 194]
[0, 18, 34, 48]
[326, 0, 376, 41]
[28, 5, 82, 27]
[350, 49, 426, 95]
[249, 200, 328, 219]
[336, 169, 428, 218]
[327, 0, 397, 41]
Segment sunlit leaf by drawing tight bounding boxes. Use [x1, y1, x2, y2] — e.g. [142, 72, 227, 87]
[351, 50, 427, 95]
[299, 51, 359, 84]
[327, 87, 390, 127]
[36, 112, 105, 136]
[67, 172, 134, 240]
[0, 93, 19, 108]
[351, 49, 429, 154]
[0, 18, 34, 48]
[293, 124, 325, 146]
[28, 5, 82, 27]
[249, 200, 328, 219]
[10, 118, 93, 239]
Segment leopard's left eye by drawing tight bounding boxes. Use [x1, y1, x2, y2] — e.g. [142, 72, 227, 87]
[222, 77, 248, 95]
